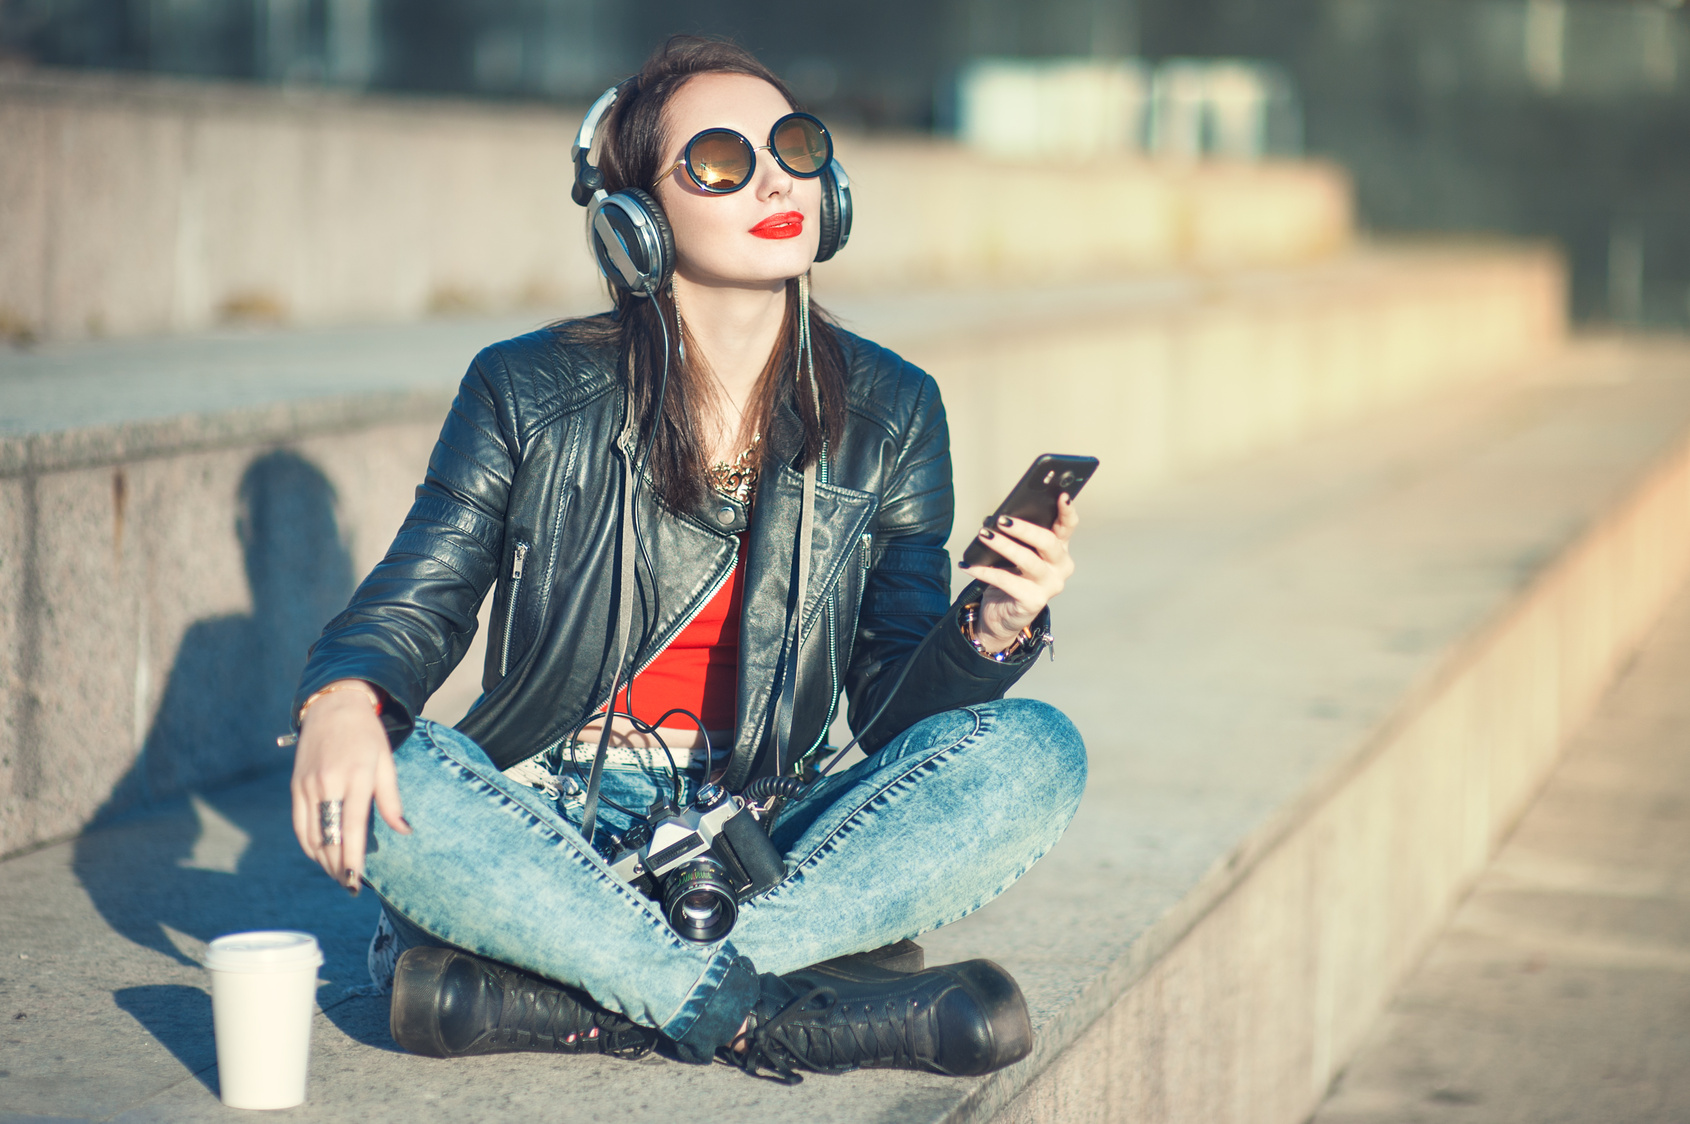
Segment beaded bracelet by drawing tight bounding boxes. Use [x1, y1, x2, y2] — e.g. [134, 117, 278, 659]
[959, 601, 1041, 663]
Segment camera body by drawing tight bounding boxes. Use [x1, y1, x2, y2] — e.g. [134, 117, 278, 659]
[604, 783, 786, 942]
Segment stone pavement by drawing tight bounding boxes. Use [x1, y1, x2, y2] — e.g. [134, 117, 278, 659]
[6, 338, 1690, 1123]
[1312, 560, 1690, 1123]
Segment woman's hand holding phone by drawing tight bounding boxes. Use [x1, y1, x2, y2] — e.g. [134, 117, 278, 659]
[958, 493, 1080, 653]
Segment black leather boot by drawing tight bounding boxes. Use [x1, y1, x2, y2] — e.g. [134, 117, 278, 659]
[390, 946, 657, 1059]
[728, 956, 1033, 1083]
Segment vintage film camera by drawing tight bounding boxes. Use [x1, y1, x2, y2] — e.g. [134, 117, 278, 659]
[604, 783, 786, 942]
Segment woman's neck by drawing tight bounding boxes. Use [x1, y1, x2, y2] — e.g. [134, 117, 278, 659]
[671, 274, 786, 463]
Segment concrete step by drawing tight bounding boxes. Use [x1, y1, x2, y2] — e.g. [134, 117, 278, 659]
[1310, 566, 1690, 1122]
[0, 246, 1566, 853]
[5, 336, 1690, 1122]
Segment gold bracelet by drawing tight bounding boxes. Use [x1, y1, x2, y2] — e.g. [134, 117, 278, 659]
[298, 681, 382, 723]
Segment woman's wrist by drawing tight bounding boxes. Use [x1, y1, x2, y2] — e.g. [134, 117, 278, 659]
[298, 680, 383, 729]
[960, 601, 1039, 661]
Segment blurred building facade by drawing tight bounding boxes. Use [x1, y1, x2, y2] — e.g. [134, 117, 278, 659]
[3, 0, 1688, 324]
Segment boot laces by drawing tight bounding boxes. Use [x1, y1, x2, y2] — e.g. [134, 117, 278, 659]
[734, 983, 927, 1084]
[494, 971, 653, 1059]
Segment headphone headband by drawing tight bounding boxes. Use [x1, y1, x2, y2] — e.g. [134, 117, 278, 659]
[572, 79, 632, 207]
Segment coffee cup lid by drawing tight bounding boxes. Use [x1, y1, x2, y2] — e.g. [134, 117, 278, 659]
[205, 931, 324, 973]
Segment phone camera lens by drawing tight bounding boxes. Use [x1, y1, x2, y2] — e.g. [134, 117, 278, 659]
[1059, 471, 1078, 488]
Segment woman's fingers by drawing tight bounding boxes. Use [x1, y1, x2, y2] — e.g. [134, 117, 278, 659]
[972, 530, 1046, 582]
[1053, 493, 1080, 542]
[963, 556, 1046, 609]
[973, 527, 1069, 595]
[338, 777, 374, 895]
[299, 800, 336, 883]
[309, 785, 343, 882]
[289, 777, 314, 862]
[373, 749, 411, 836]
[988, 515, 1075, 581]
[991, 514, 1061, 560]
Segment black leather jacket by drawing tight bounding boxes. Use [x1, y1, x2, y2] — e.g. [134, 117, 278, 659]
[294, 318, 1048, 789]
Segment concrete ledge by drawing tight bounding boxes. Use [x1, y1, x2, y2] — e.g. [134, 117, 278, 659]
[0, 69, 1352, 342]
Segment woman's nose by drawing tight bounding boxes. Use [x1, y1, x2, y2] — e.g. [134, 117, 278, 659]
[754, 147, 795, 199]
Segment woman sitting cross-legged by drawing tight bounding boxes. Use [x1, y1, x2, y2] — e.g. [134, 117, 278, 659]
[287, 34, 1087, 1084]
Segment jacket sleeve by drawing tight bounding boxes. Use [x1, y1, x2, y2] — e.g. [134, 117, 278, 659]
[842, 367, 1049, 753]
[292, 348, 518, 744]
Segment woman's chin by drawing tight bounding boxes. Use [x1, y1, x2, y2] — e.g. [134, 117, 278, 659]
[680, 253, 820, 290]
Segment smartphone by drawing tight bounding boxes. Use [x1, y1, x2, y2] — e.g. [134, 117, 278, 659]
[960, 453, 1099, 571]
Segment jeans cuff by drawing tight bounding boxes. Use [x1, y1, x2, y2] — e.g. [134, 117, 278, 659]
[666, 954, 761, 1064]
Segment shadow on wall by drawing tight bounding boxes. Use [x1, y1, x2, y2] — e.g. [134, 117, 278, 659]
[73, 451, 365, 964]
[125, 450, 355, 811]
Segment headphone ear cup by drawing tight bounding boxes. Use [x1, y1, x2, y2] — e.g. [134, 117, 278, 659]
[588, 188, 675, 295]
[813, 159, 851, 264]
[815, 170, 840, 265]
[623, 188, 675, 288]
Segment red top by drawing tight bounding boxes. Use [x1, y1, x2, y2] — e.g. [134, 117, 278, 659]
[612, 533, 745, 732]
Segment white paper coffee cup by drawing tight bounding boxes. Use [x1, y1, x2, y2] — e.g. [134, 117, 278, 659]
[206, 931, 324, 1110]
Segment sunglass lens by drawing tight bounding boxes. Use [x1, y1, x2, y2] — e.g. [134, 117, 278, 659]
[687, 130, 753, 192]
[773, 116, 830, 177]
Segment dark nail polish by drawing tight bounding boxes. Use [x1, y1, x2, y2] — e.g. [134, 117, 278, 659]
[980, 528, 995, 540]
[346, 883, 360, 898]
[997, 515, 1013, 527]
[401, 817, 414, 831]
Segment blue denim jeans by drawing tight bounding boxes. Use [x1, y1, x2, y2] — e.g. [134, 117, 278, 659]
[363, 697, 1085, 1061]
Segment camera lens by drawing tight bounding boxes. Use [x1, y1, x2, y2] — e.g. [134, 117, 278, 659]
[1059, 471, 1078, 488]
[662, 857, 737, 943]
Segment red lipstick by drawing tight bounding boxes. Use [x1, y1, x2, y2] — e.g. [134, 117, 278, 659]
[750, 211, 804, 239]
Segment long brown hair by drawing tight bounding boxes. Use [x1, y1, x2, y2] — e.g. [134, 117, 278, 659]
[565, 35, 849, 512]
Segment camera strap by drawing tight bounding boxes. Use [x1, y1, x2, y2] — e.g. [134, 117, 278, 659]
[771, 456, 817, 779]
[772, 277, 823, 783]
[578, 425, 640, 844]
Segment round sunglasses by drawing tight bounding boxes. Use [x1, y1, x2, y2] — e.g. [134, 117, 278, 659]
[655, 112, 833, 194]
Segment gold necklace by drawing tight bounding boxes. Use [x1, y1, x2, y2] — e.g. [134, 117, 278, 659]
[708, 431, 761, 504]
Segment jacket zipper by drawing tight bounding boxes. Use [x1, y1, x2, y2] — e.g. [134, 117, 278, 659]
[805, 449, 844, 760]
[815, 531, 871, 756]
[499, 541, 530, 677]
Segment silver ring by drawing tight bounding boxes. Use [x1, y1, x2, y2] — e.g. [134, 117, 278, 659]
[319, 799, 344, 846]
